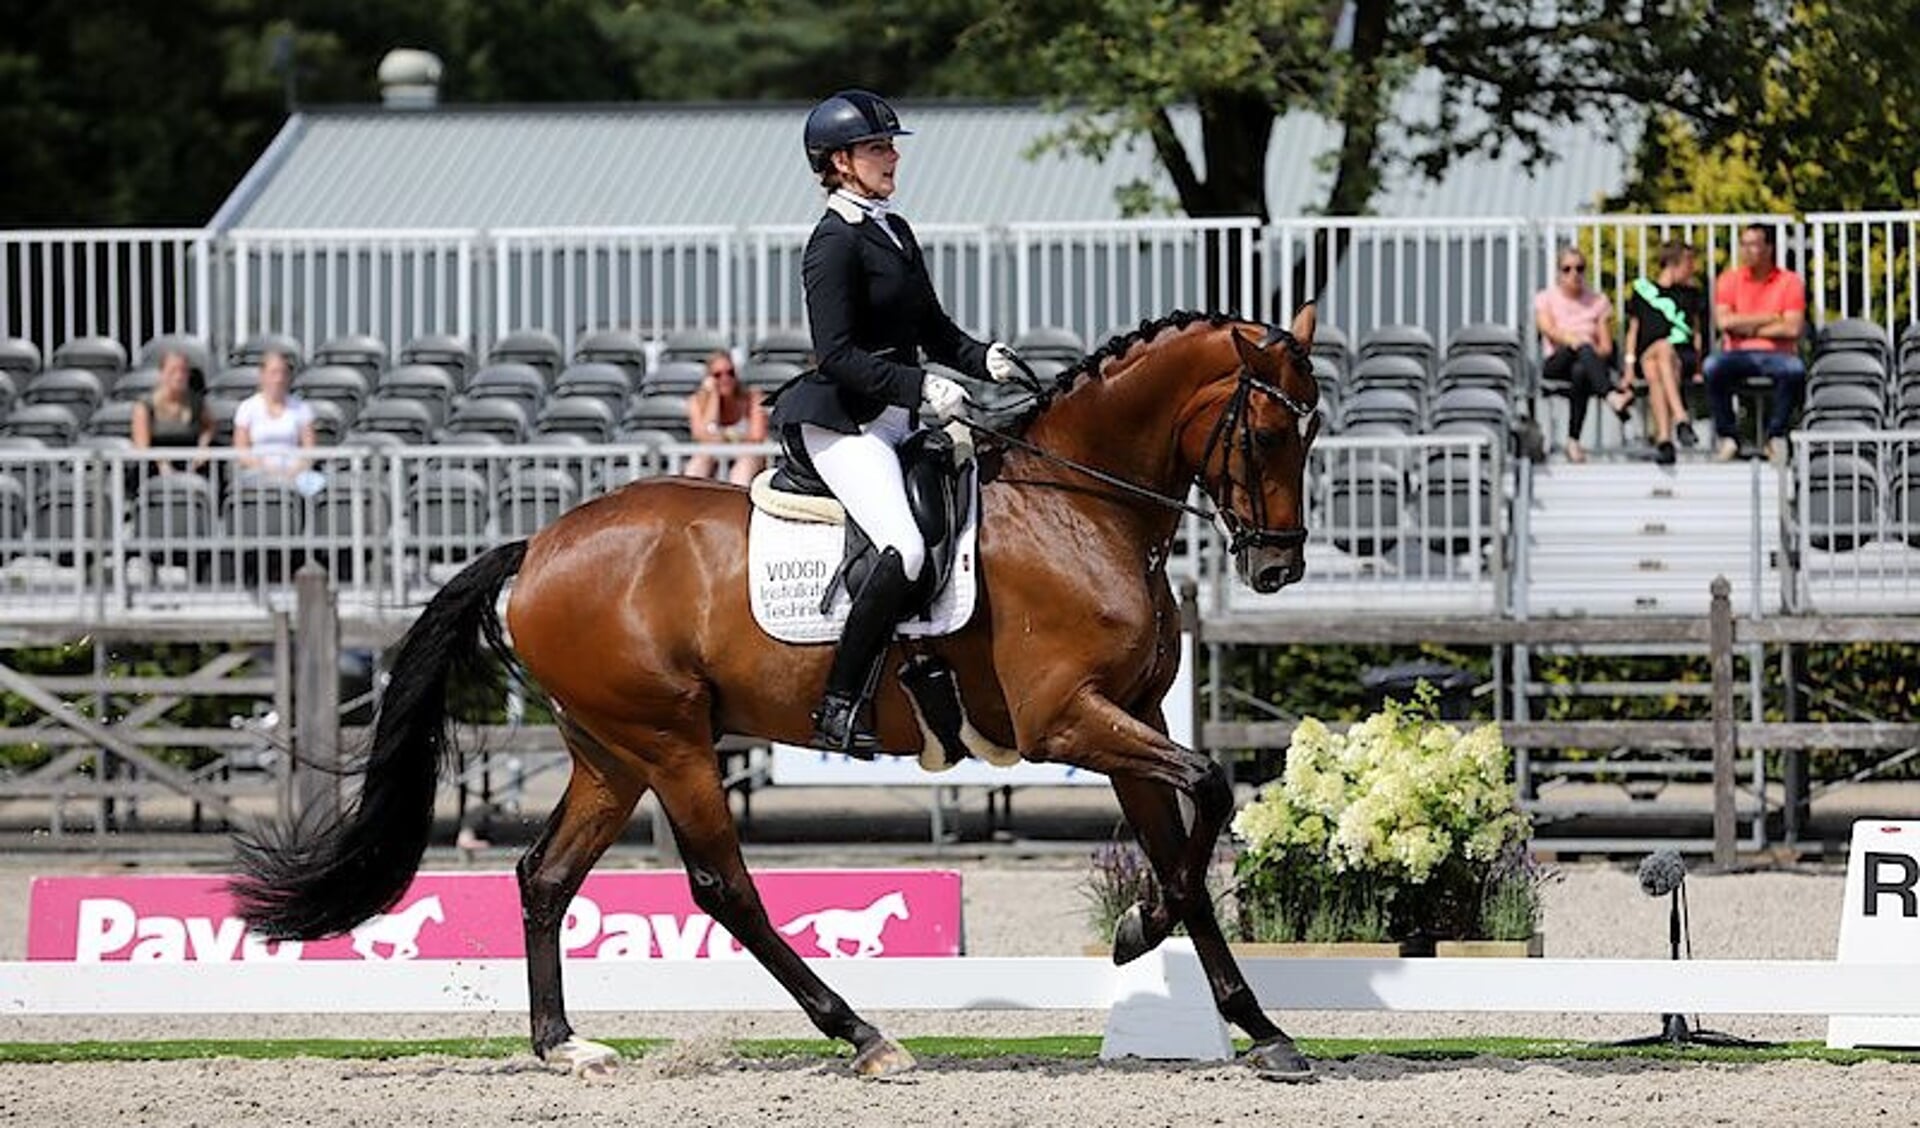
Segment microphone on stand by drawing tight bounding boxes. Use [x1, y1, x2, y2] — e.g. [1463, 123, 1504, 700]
[1609, 849, 1766, 1050]
[1637, 849, 1687, 899]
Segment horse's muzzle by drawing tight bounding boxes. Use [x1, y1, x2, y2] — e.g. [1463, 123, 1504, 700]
[1240, 542, 1306, 594]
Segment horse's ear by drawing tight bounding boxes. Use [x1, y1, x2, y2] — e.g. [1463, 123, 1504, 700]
[1290, 303, 1317, 349]
[1230, 325, 1265, 369]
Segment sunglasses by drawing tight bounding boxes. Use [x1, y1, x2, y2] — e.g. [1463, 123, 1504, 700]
[1560, 263, 1586, 275]
[712, 366, 737, 376]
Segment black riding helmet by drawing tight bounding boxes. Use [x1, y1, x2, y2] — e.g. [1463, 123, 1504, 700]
[804, 90, 912, 173]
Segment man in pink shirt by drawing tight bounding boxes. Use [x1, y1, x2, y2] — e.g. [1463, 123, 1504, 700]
[1705, 224, 1806, 462]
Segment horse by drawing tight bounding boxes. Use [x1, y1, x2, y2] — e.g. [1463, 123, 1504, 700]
[780, 890, 911, 958]
[231, 304, 1323, 1081]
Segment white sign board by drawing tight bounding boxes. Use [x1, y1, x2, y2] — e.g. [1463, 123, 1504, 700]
[770, 632, 1193, 787]
[1828, 819, 1920, 1048]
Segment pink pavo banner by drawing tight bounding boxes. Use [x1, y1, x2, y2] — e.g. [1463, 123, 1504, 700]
[28, 869, 962, 962]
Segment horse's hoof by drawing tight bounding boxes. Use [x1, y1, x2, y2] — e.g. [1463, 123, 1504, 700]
[1111, 902, 1154, 965]
[851, 1036, 917, 1078]
[546, 1036, 621, 1079]
[1246, 1036, 1314, 1083]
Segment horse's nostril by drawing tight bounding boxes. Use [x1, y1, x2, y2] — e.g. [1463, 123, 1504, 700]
[1256, 565, 1285, 590]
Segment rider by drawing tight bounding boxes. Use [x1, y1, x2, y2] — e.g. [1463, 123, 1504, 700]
[775, 89, 1026, 753]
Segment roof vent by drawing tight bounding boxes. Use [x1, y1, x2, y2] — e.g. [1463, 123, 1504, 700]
[378, 48, 443, 109]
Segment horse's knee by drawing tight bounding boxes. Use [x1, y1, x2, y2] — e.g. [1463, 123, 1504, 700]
[1192, 758, 1231, 822]
[517, 855, 573, 928]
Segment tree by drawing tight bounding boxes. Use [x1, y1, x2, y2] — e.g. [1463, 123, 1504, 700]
[962, 1, 1781, 306]
[1623, 1, 1920, 213]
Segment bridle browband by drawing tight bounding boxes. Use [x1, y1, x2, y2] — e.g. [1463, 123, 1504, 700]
[957, 321, 1317, 554]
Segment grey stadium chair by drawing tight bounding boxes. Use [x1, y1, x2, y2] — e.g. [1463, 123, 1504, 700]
[132, 471, 218, 575]
[467, 362, 546, 422]
[660, 327, 730, 364]
[306, 399, 347, 446]
[748, 327, 812, 366]
[644, 359, 708, 396]
[208, 365, 262, 401]
[314, 334, 389, 381]
[1340, 386, 1423, 435]
[1437, 353, 1517, 396]
[408, 468, 492, 562]
[3, 403, 80, 446]
[230, 332, 304, 369]
[50, 336, 128, 379]
[489, 330, 564, 384]
[0, 338, 42, 380]
[1808, 351, 1888, 397]
[1803, 382, 1886, 431]
[621, 392, 694, 442]
[1351, 354, 1428, 398]
[292, 366, 371, 427]
[573, 329, 649, 382]
[535, 396, 616, 443]
[743, 360, 802, 394]
[446, 397, 530, 444]
[1814, 318, 1892, 367]
[1324, 456, 1405, 556]
[1310, 323, 1351, 378]
[351, 398, 436, 445]
[1011, 325, 1086, 364]
[85, 400, 137, 440]
[496, 466, 582, 537]
[401, 334, 474, 390]
[112, 367, 158, 404]
[22, 368, 103, 424]
[1357, 324, 1437, 377]
[1421, 448, 1497, 556]
[553, 362, 634, 417]
[1804, 451, 1880, 552]
[374, 364, 456, 429]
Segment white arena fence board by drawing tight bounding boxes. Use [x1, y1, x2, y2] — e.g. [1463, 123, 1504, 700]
[11, 955, 1920, 1018]
[0, 229, 212, 359]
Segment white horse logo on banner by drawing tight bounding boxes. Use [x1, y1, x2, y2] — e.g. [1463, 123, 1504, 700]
[779, 891, 910, 958]
[349, 894, 445, 960]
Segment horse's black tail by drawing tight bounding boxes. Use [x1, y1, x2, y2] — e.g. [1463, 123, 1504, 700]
[230, 540, 529, 940]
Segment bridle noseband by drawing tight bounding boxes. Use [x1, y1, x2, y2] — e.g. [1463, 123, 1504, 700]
[1195, 324, 1318, 555]
[957, 321, 1318, 555]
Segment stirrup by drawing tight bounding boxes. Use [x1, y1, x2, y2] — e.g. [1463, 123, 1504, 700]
[810, 691, 881, 755]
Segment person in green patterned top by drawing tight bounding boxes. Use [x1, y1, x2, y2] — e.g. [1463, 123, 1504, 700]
[1619, 241, 1706, 465]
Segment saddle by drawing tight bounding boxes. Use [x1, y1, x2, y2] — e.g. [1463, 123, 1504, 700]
[746, 424, 983, 769]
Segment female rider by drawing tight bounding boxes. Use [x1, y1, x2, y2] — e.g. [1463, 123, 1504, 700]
[775, 89, 1024, 752]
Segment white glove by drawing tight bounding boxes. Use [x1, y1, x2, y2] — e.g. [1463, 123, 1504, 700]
[920, 373, 969, 421]
[985, 341, 1025, 384]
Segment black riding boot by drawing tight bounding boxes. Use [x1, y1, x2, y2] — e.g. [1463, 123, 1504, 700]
[811, 547, 914, 753]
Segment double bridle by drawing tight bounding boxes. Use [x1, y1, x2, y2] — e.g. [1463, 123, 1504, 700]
[959, 323, 1318, 554]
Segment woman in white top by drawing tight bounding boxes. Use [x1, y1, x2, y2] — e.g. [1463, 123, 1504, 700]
[233, 349, 317, 479]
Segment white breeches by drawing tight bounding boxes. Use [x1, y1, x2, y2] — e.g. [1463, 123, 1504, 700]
[800, 406, 925, 581]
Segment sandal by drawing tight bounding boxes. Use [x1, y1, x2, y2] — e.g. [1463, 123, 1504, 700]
[1605, 387, 1635, 423]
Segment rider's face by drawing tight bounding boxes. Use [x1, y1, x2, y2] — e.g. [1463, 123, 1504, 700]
[836, 139, 899, 199]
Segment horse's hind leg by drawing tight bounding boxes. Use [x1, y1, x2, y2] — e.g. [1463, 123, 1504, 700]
[518, 716, 649, 1076]
[641, 741, 915, 1078]
[1110, 764, 1312, 1082]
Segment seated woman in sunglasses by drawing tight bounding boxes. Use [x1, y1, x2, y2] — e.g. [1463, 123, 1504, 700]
[685, 350, 770, 485]
[1532, 246, 1617, 463]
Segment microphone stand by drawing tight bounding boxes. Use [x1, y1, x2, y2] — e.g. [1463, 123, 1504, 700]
[1611, 882, 1770, 1049]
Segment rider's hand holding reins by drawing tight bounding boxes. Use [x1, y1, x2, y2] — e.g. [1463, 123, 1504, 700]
[985, 342, 1026, 383]
[921, 372, 969, 421]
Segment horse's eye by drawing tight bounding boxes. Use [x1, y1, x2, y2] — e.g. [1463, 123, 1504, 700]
[1254, 430, 1280, 451]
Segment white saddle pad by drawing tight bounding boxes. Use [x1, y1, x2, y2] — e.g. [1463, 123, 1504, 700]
[747, 467, 979, 645]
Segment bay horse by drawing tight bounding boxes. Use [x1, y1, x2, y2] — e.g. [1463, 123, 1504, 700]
[231, 304, 1323, 1081]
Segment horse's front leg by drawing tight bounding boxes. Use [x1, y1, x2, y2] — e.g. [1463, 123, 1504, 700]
[1036, 692, 1311, 1082]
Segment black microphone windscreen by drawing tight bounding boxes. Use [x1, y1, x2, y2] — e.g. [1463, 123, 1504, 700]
[1637, 849, 1687, 897]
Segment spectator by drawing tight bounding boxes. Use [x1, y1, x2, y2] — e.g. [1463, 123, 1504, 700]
[685, 350, 769, 485]
[1533, 245, 1616, 463]
[1705, 223, 1807, 463]
[1621, 240, 1707, 465]
[233, 348, 322, 494]
[131, 348, 214, 473]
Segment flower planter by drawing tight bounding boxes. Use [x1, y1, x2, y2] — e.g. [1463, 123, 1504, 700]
[1433, 933, 1544, 958]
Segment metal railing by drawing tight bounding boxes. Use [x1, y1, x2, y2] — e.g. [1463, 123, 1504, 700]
[1789, 428, 1920, 613]
[1269, 217, 1527, 349]
[492, 226, 736, 357]
[1805, 210, 1920, 340]
[228, 229, 474, 356]
[1010, 218, 1262, 343]
[0, 230, 212, 357]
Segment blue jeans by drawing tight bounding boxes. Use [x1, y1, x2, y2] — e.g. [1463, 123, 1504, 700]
[1704, 350, 1806, 441]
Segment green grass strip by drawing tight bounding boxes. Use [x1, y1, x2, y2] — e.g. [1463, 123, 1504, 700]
[2, 1034, 1917, 1067]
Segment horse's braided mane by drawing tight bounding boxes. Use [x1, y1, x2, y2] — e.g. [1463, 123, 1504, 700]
[1007, 309, 1235, 434]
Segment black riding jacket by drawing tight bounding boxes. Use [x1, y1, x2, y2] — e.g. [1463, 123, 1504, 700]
[772, 195, 989, 433]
